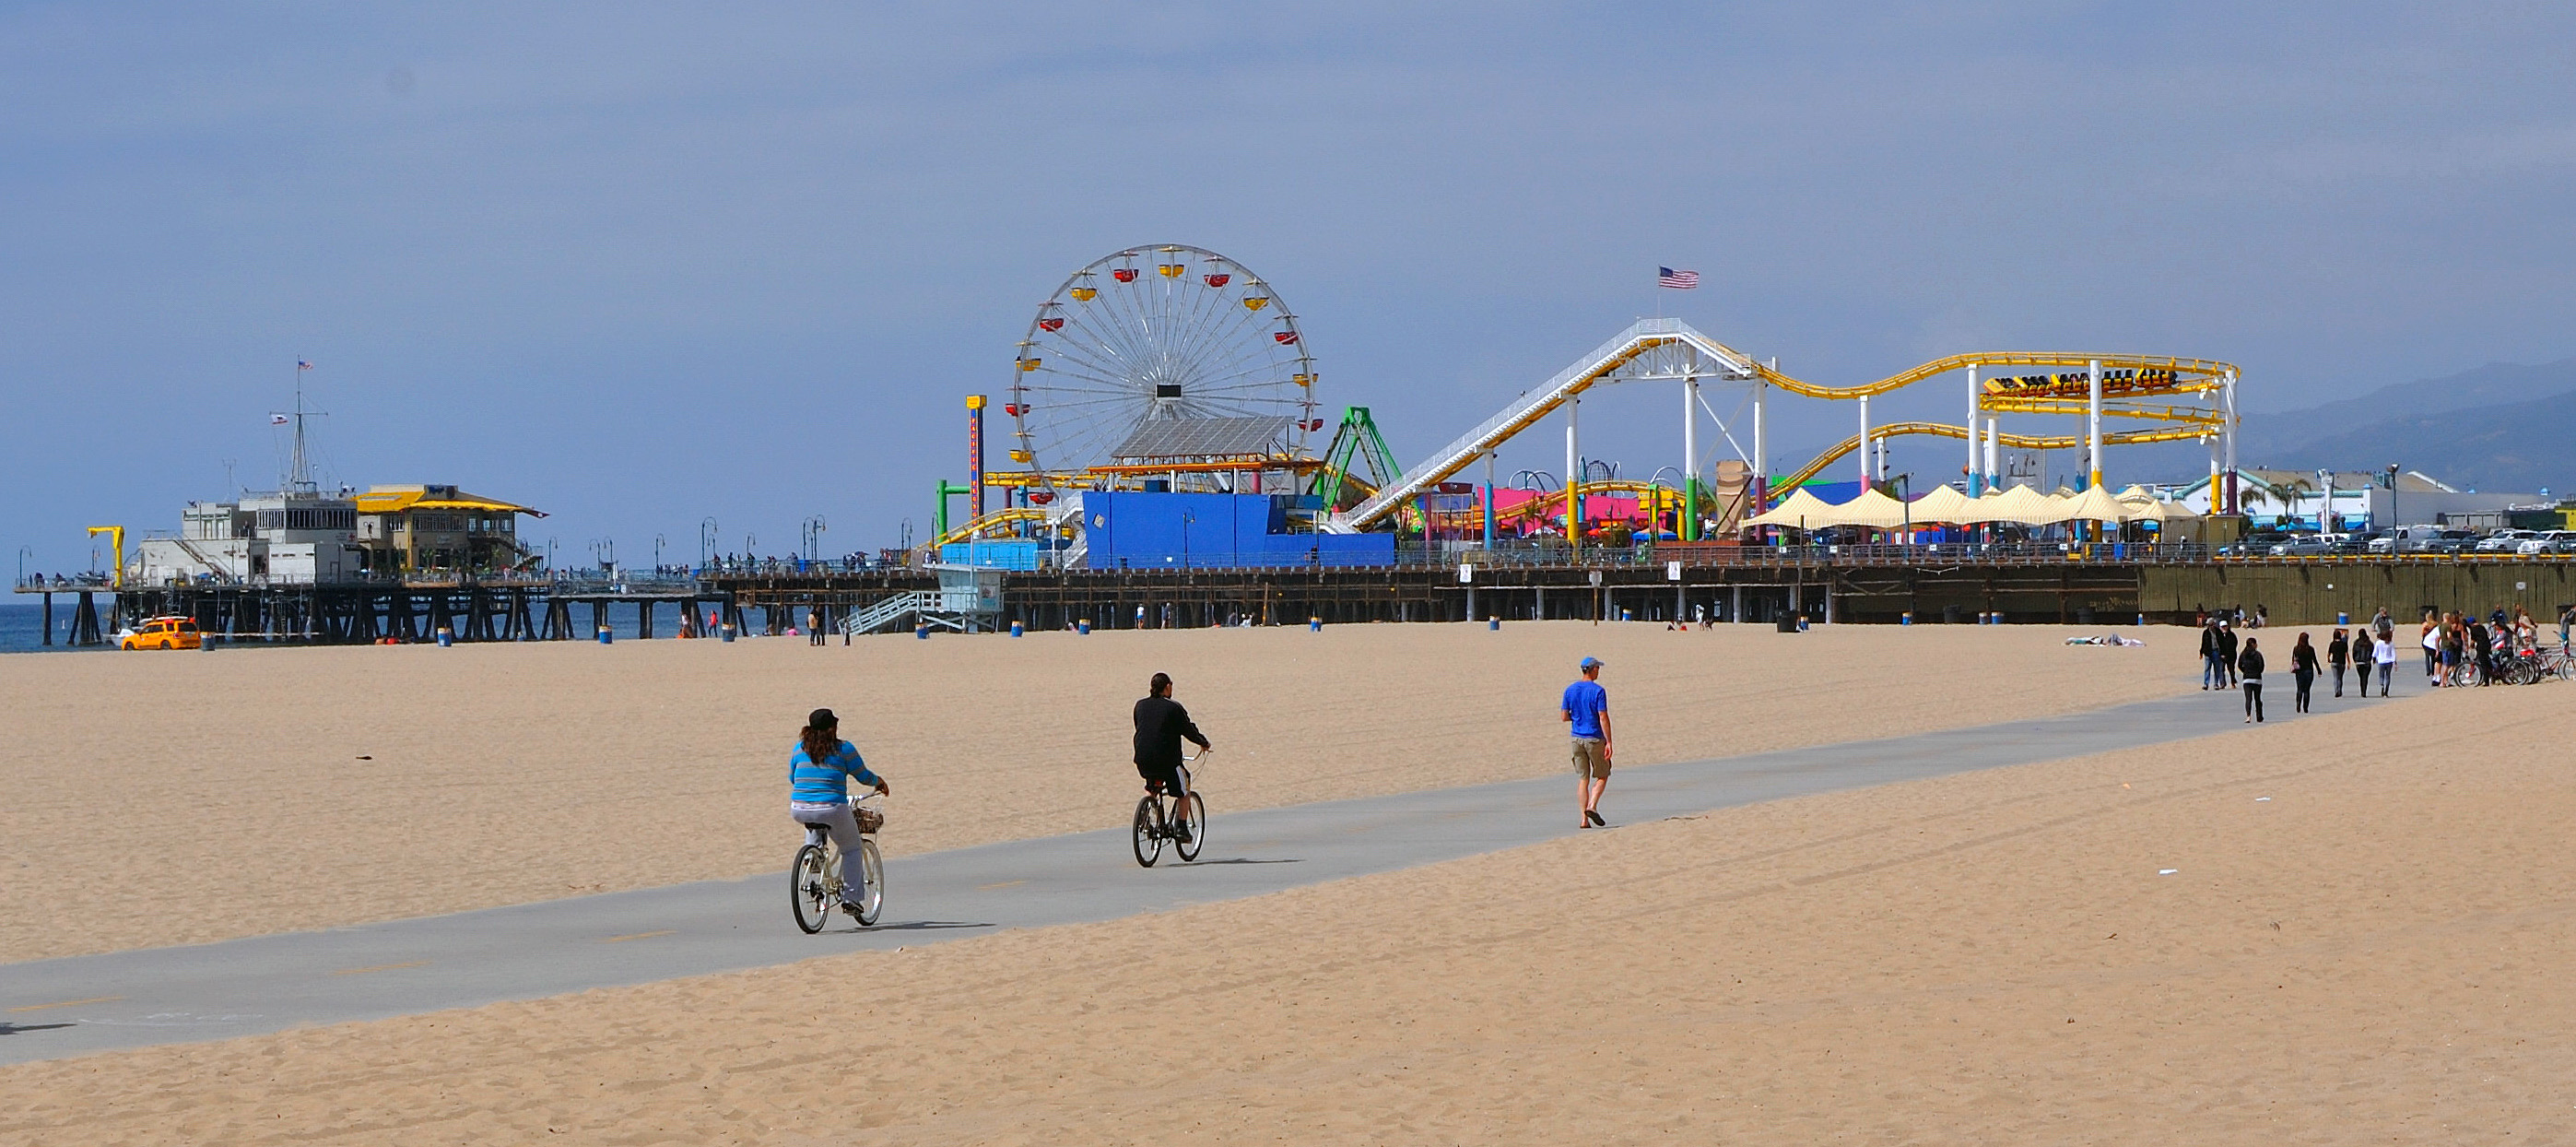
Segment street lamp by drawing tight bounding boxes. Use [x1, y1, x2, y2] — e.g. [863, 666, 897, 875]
[653, 534, 666, 574]
[16, 545, 31, 586]
[802, 515, 828, 562]
[700, 517, 719, 571]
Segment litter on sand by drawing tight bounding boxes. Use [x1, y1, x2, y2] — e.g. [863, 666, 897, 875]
[2065, 634, 2147, 646]
[2256, 797, 2272, 801]
[2158, 869, 2180, 875]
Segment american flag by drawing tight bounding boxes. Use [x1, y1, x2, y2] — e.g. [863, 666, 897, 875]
[1657, 267, 1700, 290]
[297, 360, 312, 370]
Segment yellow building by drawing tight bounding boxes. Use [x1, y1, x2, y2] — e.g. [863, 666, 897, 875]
[352, 485, 545, 574]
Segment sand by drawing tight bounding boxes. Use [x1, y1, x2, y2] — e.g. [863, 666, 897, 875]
[0, 621, 2190, 962]
[4, 667, 2568, 1143]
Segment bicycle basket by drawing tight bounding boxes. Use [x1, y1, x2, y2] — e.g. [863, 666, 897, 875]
[855, 807, 886, 835]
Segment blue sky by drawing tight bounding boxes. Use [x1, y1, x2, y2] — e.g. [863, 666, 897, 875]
[6, 3, 2572, 570]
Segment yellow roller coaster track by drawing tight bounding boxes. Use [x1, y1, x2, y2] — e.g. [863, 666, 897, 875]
[1746, 351, 2237, 400]
[1771, 421, 2214, 493]
[927, 506, 1053, 550]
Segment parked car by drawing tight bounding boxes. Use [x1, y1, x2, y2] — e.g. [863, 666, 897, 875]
[2477, 529, 2537, 553]
[118, 616, 203, 651]
[2272, 537, 2338, 557]
[2518, 530, 2576, 555]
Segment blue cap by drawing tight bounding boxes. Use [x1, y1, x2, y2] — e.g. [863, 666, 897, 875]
[1579, 656, 1603, 670]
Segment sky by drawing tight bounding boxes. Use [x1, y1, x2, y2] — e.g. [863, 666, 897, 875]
[6, 3, 2573, 573]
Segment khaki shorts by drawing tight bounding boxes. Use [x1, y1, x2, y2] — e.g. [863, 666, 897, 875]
[1570, 738, 1610, 779]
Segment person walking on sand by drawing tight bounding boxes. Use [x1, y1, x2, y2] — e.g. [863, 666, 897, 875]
[2421, 609, 2441, 683]
[1562, 656, 1614, 828]
[2199, 620, 2227, 690]
[2290, 632, 2319, 714]
[2327, 628, 2350, 699]
[2371, 626, 2397, 696]
[806, 608, 826, 647]
[2238, 636, 2266, 723]
[2216, 621, 2241, 687]
[2351, 626, 2375, 695]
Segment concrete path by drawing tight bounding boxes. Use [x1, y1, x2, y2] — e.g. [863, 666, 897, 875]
[2, 687, 2314, 1065]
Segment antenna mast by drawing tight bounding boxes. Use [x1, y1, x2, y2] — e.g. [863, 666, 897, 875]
[288, 359, 320, 493]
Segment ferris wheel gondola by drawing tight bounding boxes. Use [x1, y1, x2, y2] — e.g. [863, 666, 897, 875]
[1008, 244, 1320, 489]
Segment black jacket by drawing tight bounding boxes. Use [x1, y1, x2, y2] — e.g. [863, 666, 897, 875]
[2292, 645, 2319, 675]
[2200, 627, 2220, 656]
[2237, 648, 2264, 680]
[2217, 630, 2240, 661]
[2326, 636, 2349, 666]
[1133, 695, 1209, 769]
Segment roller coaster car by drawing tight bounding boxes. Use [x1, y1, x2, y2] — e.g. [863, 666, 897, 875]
[120, 616, 203, 651]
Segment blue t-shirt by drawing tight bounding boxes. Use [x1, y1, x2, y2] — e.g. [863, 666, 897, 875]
[1562, 680, 1607, 739]
[789, 739, 883, 804]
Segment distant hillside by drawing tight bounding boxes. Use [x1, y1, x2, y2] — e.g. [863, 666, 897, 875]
[2121, 359, 2576, 494]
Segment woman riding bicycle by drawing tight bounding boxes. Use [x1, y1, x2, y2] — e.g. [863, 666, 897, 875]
[790, 708, 889, 912]
[1134, 672, 1210, 843]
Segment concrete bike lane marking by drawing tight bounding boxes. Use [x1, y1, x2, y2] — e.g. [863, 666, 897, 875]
[0, 687, 2347, 1065]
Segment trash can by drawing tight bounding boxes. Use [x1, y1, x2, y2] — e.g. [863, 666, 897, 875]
[915, 623, 930, 640]
[434, 627, 453, 648]
[1488, 617, 1500, 631]
[1310, 616, 1323, 632]
[1010, 621, 1024, 637]
[720, 623, 735, 643]
[1076, 619, 1091, 634]
[1900, 611, 1913, 625]
[596, 625, 613, 644]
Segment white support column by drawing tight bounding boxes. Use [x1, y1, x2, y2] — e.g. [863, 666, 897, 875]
[1965, 364, 1982, 495]
[1857, 394, 1872, 487]
[2222, 370, 2240, 514]
[2087, 358, 2104, 491]
[1683, 356, 1700, 540]
[1751, 372, 1770, 514]
[1565, 397, 1581, 550]
[1731, 584, 1743, 623]
[1983, 417, 2000, 492]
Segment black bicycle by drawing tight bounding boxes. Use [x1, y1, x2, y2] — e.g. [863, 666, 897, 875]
[1132, 751, 1207, 868]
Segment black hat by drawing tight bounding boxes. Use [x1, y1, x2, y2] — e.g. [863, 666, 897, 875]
[808, 708, 837, 728]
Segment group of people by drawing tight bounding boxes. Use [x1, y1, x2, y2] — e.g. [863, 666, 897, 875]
[2417, 604, 2567, 687]
[2199, 602, 2574, 722]
[2206, 607, 2401, 722]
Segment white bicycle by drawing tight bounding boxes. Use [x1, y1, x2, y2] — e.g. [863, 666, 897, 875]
[791, 793, 885, 932]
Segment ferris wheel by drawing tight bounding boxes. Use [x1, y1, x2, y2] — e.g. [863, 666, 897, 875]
[1006, 244, 1321, 487]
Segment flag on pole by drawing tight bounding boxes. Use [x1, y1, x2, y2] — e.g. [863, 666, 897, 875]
[270, 413, 289, 425]
[297, 360, 312, 371]
[1657, 267, 1700, 290]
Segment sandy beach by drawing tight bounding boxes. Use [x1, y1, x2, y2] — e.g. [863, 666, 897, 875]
[2, 657, 2566, 1142]
[0, 621, 2192, 962]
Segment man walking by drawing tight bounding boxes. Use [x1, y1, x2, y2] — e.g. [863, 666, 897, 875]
[1562, 656, 1614, 828]
[2215, 620, 2241, 687]
[2199, 621, 2226, 690]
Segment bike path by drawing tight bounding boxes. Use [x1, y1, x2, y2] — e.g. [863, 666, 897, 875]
[1, 688, 2313, 1065]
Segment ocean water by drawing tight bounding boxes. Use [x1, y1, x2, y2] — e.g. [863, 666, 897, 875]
[1, 599, 719, 653]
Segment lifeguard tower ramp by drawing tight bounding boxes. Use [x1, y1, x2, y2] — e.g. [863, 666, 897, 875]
[841, 566, 1006, 635]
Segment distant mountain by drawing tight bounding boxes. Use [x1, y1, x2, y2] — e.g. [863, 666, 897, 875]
[2120, 359, 2576, 494]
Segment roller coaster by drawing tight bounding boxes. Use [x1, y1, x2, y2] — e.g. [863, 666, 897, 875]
[1326, 318, 2238, 533]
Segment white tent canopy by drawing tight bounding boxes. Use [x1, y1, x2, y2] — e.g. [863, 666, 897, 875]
[1743, 487, 1839, 529]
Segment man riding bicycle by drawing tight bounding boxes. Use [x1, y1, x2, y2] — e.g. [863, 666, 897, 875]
[1134, 672, 1211, 843]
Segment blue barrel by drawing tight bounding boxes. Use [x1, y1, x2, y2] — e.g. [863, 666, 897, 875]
[915, 623, 930, 640]
[596, 626, 613, 644]
[1309, 616, 1323, 632]
[2337, 611, 2349, 624]
[435, 629, 453, 648]
[1076, 619, 1091, 634]
[1619, 609, 1632, 622]
[1010, 621, 1024, 637]
[1488, 617, 1500, 632]
[720, 624, 735, 643]
[1901, 611, 1913, 625]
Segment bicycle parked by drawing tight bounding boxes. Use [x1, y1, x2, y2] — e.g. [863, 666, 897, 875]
[793, 793, 885, 932]
[1133, 751, 1208, 868]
